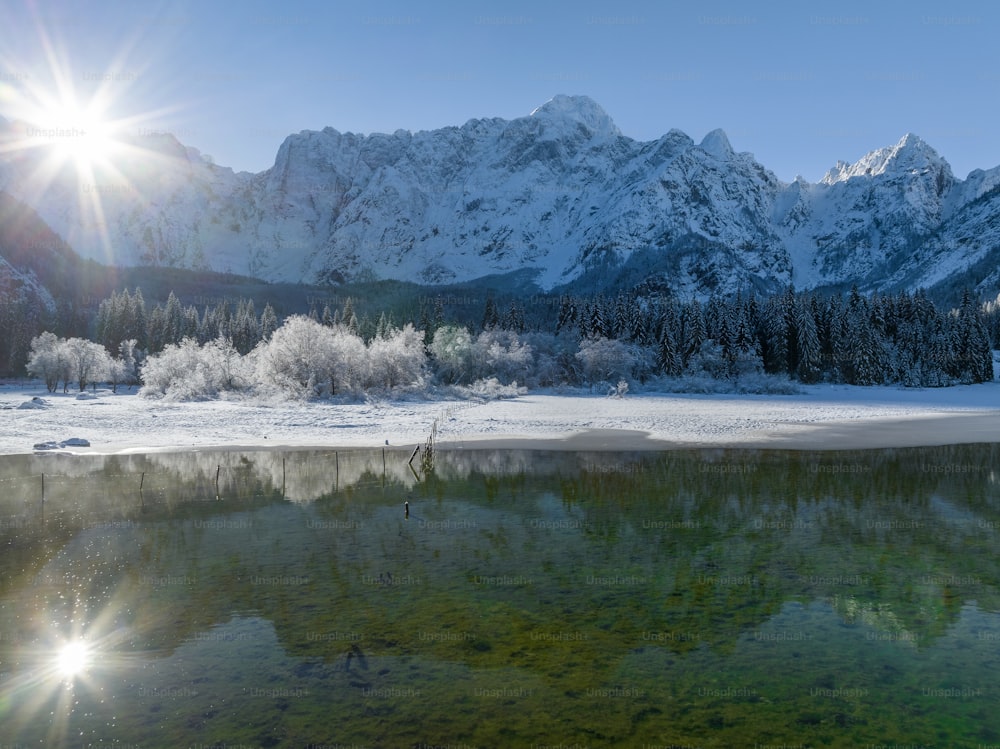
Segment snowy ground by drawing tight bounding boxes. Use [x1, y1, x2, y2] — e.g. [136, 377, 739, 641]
[3, 381, 1000, 456]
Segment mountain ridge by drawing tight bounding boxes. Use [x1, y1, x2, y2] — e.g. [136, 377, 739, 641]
[1, 95, 999, 299]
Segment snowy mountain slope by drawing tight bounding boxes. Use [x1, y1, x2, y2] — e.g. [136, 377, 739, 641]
[1, 96, 998, 297]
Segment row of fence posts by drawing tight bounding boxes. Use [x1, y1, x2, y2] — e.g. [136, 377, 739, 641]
[27, 441, 443, 504]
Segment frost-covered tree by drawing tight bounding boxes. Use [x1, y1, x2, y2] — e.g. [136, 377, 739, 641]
[366, 324, 426, 390]
[26, 332, 68, 392]
[117, 339, 141, 391]
[63, 337, 110, 391]
[254, 315, 331, 397]
[429, 325, 474, 384]
[106, 355, 129, 394]
[575, 336, 637, 387]
[471, 329, 533, 384]
[322, 326, 367, 396]
[141, 338, 223, 399]
[106, 338, 139, 393]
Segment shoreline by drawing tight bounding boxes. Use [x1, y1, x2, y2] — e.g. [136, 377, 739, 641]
[13, 412, 1000, 458]
[3, 385, 1000, 457]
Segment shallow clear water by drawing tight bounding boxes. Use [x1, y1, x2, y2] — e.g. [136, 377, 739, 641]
[1, 445, 999, 747]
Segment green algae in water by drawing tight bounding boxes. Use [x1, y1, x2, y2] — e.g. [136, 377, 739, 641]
[1, 445, 999, 747]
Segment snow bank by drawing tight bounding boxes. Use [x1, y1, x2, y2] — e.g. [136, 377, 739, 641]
[2, 381, 1000, 456]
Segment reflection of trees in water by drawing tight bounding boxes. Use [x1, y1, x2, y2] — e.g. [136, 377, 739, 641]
[144, 448, 420, 501]
[557, 445, 1000, 644]
[2, 444, 999, 657]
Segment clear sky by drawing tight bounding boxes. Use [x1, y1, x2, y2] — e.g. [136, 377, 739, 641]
[1, 0, 996, 181]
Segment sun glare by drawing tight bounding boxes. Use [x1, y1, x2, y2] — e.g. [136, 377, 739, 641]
[56, 639, 91, 679]
[26, 97, 123, 173]
[0, 14, 186, 264]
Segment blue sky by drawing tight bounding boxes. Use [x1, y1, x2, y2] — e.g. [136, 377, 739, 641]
[1, 0, 996, 181]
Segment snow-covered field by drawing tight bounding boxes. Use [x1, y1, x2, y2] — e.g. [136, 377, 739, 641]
[3, 381, 1000, 456]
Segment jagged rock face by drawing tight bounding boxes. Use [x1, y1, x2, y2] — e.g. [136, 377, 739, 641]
[1, 96, 999, 297]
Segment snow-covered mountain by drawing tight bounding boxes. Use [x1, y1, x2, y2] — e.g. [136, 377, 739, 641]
[2, 95, 999, 297]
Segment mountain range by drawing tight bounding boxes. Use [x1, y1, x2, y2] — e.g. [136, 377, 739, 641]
[2, 95, 999, 300]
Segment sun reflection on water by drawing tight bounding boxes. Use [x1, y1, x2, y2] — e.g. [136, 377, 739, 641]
[55, 639, 91, 680]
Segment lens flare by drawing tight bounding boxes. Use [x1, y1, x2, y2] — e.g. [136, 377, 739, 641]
[55, 639, 91, 679]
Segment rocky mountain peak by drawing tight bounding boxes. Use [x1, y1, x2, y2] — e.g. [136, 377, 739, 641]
[697, 128, 734, 159]
[821, 133, 952, 185]
[528, 95, 621, 138]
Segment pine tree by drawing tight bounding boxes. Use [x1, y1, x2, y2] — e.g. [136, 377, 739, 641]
[342, 298, 359, 335]
[656, 323, 682, 376]
[681, 300, 705, 367]
[555, 295, 577, 335]
[164, 292, 184, 346]
[182, 305, 200, 340]
[760, 296, 788, 374]
[146, 305, 168, 354]
[845, 294, 887, 386]
[198, 306, 215, 343]
[588, 296, 609, 339]
[503, 301, 525, 333]
[612, 295, 631, 339]
[433, 295, 445, 332]
[794, 296, 823, 383]
[232, 299, 259, 354]
[734, 295, 760, 359]
[482, 297, 500, 331]
[130, 288, 148, 350]
[952, 289, 993, 383]
[629, 300, 650, 344]
[418, 303, 434, 346]
[375, 311, 397, 339]
[95, 292, 118, 352]
[260, 303, 279, 342]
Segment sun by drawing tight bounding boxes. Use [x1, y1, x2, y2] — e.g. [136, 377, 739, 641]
[55, 639, 92, 679]
[35, 99, 122, 172]
[3, 90, 128, 179]
[0, 12, 188, 264]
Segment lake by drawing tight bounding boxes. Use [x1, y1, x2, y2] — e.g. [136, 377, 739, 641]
[1, 444, 999, 747]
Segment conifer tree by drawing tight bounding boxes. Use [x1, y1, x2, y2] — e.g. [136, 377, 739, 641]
[657, 322, 682, 376]
[794, 296, 823, 383]
[588, 296, 609, 339]
[555, 295, 578, 335]
[952, 289, 992, 383]
[164, 292, 184, 346]
[760, 296, 789, 374]
[482, 297, 500, 330]
[342, 297, 359, 335]
[681, 300, 705, 366]
[260, 303, 279, 342]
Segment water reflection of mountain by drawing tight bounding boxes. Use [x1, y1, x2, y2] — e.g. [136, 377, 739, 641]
[1, 445, 999, 664]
